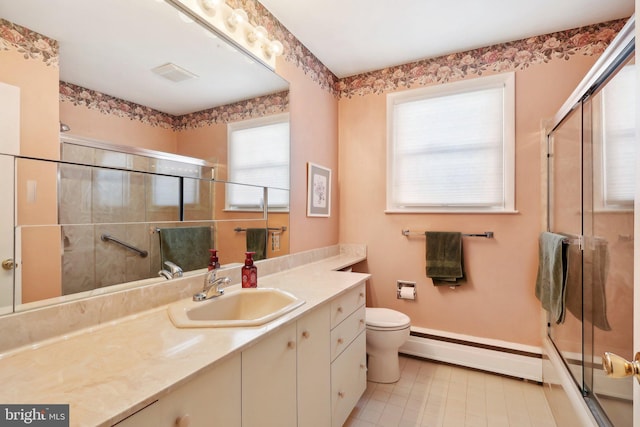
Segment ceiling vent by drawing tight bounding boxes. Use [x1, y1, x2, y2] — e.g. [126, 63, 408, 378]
[151, 63, 198, 82]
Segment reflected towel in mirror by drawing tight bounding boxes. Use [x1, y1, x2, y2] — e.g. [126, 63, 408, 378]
[246, 228, 267, 261]
[158, 226, 212, 272]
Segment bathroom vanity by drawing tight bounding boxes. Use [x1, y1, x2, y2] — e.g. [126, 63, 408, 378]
[0, 245, 368, 427]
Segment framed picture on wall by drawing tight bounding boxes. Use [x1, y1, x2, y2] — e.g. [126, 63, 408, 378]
[307, 162, 331, 217]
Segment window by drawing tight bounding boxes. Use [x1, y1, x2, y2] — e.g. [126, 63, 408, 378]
[596, 63, 636, 209]
[227, 113, 290, 210]
[387, 73, 515, 213]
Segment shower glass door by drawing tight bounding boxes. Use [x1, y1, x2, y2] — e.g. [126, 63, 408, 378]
[583, 58, 635, 427]
[547, 38, 635, 426]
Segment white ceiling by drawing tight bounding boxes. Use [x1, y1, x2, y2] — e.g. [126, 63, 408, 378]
[0, 0, 288, 115]
[259, 0, 634, 78]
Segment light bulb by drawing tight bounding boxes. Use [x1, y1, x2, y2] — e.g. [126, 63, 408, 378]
[226, 8, 248, 31]
[264, 40, 284, 58]
[247, 25, 268, 45]
[198, 0, 221, 16]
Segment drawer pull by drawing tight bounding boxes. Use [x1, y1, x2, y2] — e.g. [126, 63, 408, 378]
[338, 391, 345, 398]
[360, 363, 366, 370]
[337, 338, 344, 345]
[359, 319, 365, 326]
[175, 414, 191, 427]
[359, 292, 364, 298]
[302, 331, 310, 339]
[287, 341, 296, 350]
[337, 306, 343, 314]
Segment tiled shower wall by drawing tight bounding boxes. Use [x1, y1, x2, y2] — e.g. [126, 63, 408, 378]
[59, 144, 214, 294]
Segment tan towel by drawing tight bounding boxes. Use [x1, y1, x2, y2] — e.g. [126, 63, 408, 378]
[426, 232, 464, 286]
[535, 232, 567, 324]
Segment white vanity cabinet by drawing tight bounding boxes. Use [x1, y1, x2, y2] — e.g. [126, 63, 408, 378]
[297, 304, 331, 426]
[242, 322, 298, 427]
[114, 353, 241, 426]
[115, 281, 367, 427]
[241, 281, 367, 427]
[329, 284, 367, 427]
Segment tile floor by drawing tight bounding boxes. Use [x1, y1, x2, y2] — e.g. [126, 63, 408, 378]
[344, 356, 557, 427]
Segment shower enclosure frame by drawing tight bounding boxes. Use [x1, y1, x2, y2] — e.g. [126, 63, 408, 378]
[544, 16, 635, 427]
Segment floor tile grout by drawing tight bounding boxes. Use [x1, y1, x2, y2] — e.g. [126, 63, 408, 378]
[344, 355, 557, 427]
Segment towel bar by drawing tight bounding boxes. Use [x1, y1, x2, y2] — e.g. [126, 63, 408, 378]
[401, 229, 493, 238]
[234, 226, 287, 233]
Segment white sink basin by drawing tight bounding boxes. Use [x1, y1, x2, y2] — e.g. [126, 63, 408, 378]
[168, 288, 305, 328]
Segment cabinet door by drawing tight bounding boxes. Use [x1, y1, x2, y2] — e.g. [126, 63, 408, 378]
[298, 305, 331, 427]
[114, 353, 241, 426]
[242, 322, 297, 427]
[331, 332, 367, 427]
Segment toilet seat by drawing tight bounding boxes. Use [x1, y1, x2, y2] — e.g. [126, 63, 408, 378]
[366, 308, 410, 331]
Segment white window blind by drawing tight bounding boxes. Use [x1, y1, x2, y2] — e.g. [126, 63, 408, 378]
[387, 73, 515, 212]
[601, 64, 636, 207]
[228, 113, 290, 209]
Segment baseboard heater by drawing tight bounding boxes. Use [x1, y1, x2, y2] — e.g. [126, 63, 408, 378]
[399, 328, 543, 382]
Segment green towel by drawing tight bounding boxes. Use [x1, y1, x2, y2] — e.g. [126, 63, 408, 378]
[247, 228, 267, 261]
[535, 232, 567, 324]
[426, 232, 464, 286]
[565, 238, 611, 330]
[158, 226, 211, 272]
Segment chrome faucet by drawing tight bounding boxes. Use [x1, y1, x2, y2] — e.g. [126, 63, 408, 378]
[193, 269, 232, 301]
[158, 261, 183, 280]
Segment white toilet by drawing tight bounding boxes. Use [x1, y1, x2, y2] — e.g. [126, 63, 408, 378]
[365, 307, 411, 383]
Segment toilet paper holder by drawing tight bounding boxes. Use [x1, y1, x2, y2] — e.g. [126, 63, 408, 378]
[397, 281, 416, 300]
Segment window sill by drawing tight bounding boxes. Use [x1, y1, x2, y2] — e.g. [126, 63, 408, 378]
[384, 209, 520, 215]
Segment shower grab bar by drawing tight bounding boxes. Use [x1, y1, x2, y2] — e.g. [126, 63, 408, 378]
[100, 234, 149, 258]
[401, 229, 494, 238]
[234, 226, 287, 233]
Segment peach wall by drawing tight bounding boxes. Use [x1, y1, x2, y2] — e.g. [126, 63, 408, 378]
[338, 56, 599, 346]
[0, 49, 59, 160]
[60, 103, 178, 153]
[276, 58, 340, 253]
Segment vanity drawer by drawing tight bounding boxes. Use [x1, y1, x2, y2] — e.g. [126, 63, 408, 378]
[330, 283, 366, 328]
[331, 331, 366, 427]
[330, 305, 365, 362]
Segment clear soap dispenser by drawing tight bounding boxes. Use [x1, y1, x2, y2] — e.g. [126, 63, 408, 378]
[241, 251, 257, 288]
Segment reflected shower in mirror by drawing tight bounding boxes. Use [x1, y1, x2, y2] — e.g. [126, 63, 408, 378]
[0, 0, 290, 314]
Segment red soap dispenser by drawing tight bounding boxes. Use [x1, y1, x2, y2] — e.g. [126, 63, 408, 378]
[208, 249, 220, 271]
[242, 251, 257, 288]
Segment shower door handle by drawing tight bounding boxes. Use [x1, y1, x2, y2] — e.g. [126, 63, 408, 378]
[602, 352, 640, 383]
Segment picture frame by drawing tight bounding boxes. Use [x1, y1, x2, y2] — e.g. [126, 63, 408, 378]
[307, 162, 331, 217]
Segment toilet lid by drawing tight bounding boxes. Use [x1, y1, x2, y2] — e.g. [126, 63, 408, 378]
[366, 308, 410, 329]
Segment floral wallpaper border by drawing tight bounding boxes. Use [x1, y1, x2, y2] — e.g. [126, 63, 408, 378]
[336, 19, 627, 98]
[60, 82, 289, 130]
[2, 10, 628, 126]
[0, 18, 58, 66]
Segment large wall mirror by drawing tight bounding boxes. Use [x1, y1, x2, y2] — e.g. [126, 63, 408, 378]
[0, 0, 290, 314]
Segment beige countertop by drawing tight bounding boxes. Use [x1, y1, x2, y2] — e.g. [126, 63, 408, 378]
[0, 250, 369, 426]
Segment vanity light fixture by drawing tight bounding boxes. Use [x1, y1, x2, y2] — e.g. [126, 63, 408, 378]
[171, 0, 284, 69]
[226, 8, 248, 31]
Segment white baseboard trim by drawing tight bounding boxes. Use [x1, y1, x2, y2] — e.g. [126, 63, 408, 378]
[399, 327, 543, 382]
